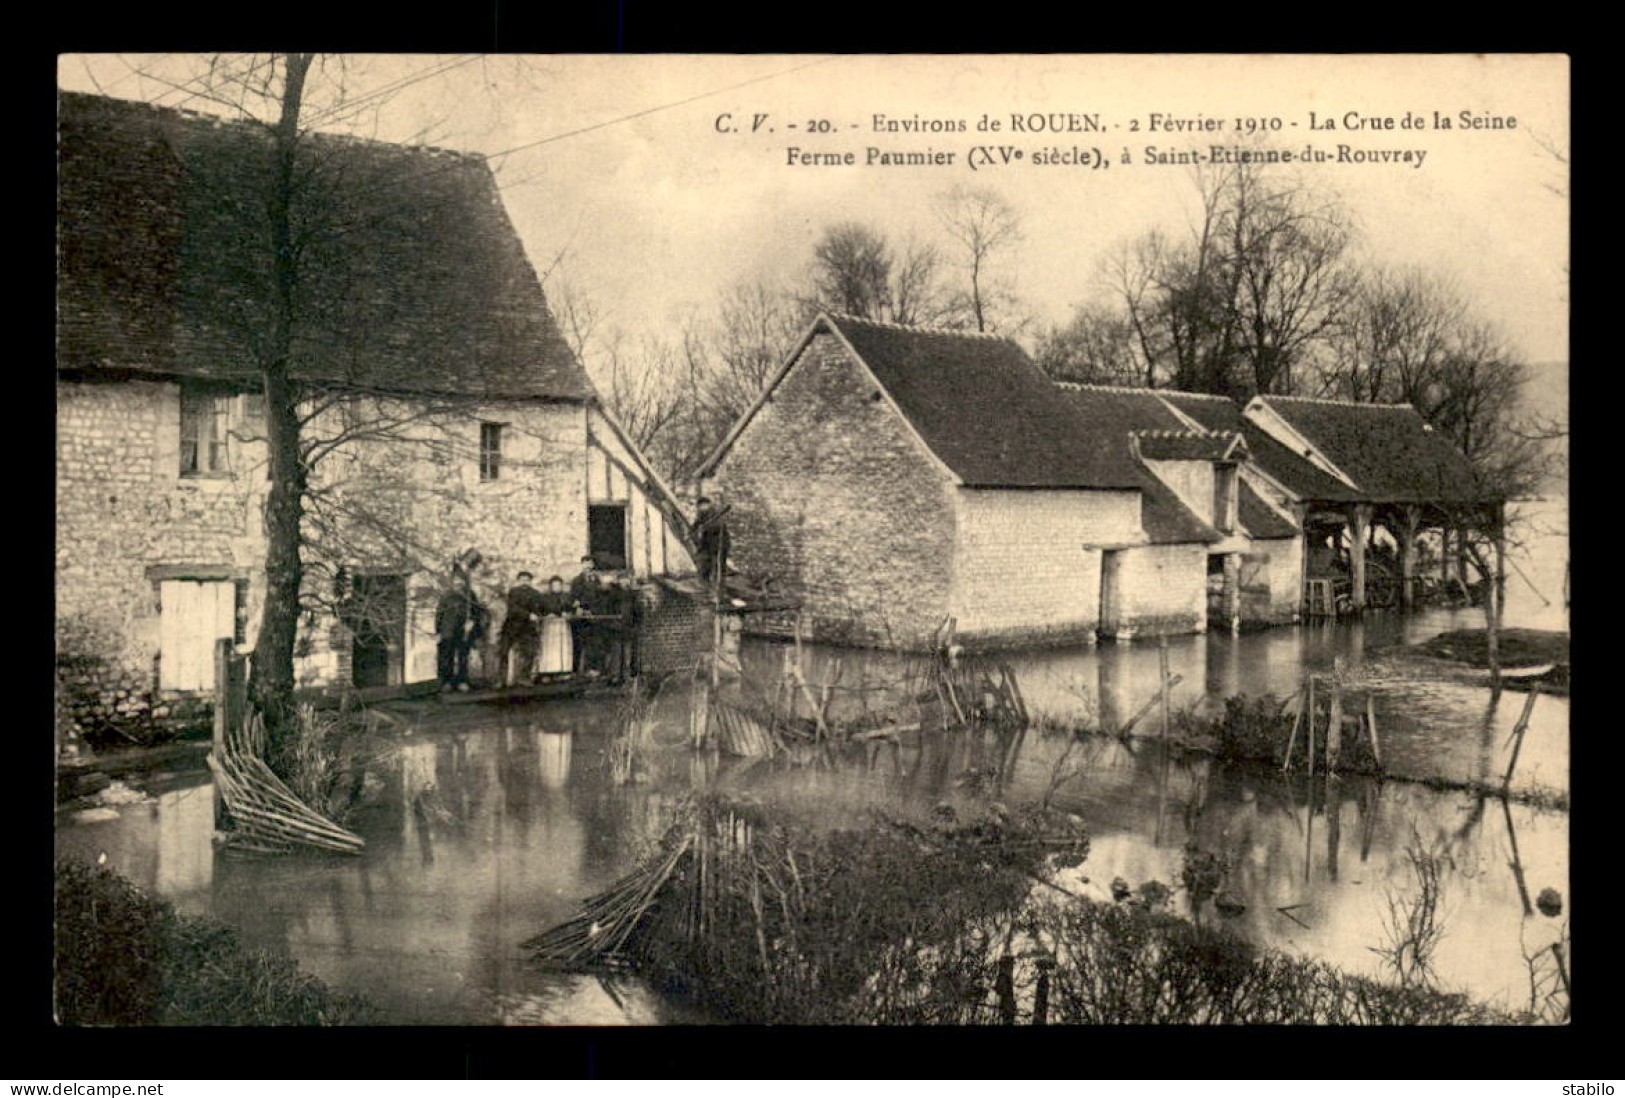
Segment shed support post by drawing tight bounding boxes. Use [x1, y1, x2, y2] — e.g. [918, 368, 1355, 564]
[1349, 504, 1372, 612]
[1398, 505, 1421, 610]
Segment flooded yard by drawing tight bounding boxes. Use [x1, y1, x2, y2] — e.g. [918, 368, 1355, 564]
[56, 607, 1569, 1025]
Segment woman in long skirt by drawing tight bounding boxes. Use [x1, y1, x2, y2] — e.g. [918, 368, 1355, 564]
[536, 575, 574, 676]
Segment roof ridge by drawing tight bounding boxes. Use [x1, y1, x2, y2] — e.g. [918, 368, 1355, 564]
[1057, 381, 1237, 402]
[1259, 394, 1416, 410]
[824, 312, 1010, 341]
[61, 88, 485, 163]
[1130, 427, 1234, 440]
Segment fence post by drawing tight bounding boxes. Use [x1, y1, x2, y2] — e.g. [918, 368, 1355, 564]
[212, 638, 234, 829]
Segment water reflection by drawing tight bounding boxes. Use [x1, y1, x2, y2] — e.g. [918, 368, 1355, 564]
[56, 608, 1567, 1023]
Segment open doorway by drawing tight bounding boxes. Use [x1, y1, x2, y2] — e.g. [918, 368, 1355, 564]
[588, 504, 629, 570]
[349, 574, 406, 689]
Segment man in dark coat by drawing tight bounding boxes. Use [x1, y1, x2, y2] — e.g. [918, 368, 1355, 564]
[435, 551, 488, 692]
[496, 571, 547, 686]
[693, 496, 731, 585]
[569, 556, 607, 675]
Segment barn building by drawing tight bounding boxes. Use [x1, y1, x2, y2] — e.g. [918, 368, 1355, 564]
[56, 91, 695, 732]
[698, 312, 1493, 651]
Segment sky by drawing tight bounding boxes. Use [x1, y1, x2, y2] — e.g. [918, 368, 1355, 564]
[59, 53, 1570, 372]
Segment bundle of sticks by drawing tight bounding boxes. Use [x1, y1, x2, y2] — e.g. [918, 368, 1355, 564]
[523, 830, 695, 969]
[209, 710, 366, 855]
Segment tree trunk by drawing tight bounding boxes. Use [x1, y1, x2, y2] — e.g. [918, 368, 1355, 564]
[247, 53, 314, 753]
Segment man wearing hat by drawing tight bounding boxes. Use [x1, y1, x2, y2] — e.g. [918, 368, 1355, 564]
[496, 570, 546, 686]
[434, 550, 489, 692]
[692, 496, 731, 585]
[569, 555, 607, 675]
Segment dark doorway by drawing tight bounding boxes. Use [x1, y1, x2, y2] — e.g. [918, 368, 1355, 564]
[588, 504, 628, 570]
[350, 574, 406, 689]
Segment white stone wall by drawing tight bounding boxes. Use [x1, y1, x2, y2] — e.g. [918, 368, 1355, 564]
[1114, 543, 1208, 636]
[950, 488, 1141, 646]
[1257, 536, 1304, 622]
[1143, 457, 1217, 528]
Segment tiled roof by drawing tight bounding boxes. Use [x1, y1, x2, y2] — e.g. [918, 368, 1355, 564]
[1052, 385, 1225, 544]
[1238, 481, 1299, 540]
[1132, 428, 1246, 463]
[826, 314, 1144, 490]
[1255, 396, 1492, 504]
[1160, 391, 1360, 502]
[57, 91, 592, 401]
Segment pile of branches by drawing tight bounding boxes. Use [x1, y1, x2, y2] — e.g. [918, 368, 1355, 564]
[526, 795, 1089, 1023]
[209, 709, 366, 855]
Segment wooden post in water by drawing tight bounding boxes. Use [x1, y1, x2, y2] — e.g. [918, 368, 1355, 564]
[1326, 658, 1345, 775]
[212, 638, 235, 829]
[1305, 674, 1317, 776]
[1033, 956, 1055, 1025]
[1158, 638, 1171, 741]
[1282, 692, 1302, 772]
[1502, 686, 1540, 791]
[995, 954, 1017, 1024]
[1364, 693, 1382, 770]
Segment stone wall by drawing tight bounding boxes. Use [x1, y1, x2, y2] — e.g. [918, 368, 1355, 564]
[706, 332, 958, 649]
[57, 377, 608, 714]
[56, 378, 264, 730]
[1115, 543, 1208, 636]
[950, 488, 1141, 648]
[1252, 536, 1304, 623]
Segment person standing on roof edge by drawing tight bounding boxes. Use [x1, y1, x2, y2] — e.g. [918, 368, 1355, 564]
[693, 496, 731, 586]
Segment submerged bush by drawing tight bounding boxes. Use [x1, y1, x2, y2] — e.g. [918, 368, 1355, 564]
[54, 858, 374, 1026]
[535, 795, 1521, 1025]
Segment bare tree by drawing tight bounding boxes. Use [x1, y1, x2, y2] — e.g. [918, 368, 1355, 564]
[127, 53, 539, 748]
[1033, 301, 1144, 386]
[936, 184, 1023, 333]
[803, 221, 950, 327]
[1076, 160, 1353, 397]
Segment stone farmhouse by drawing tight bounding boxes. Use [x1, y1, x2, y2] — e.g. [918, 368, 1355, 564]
[697, 312, 1491, 651]
[56, 91, 694, 728]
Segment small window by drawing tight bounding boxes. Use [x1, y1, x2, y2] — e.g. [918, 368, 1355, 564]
[479, 422, 504, 481]
[180, 388, 230, 475]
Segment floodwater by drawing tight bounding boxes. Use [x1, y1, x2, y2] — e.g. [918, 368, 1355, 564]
[57, 607, 1569, 1025]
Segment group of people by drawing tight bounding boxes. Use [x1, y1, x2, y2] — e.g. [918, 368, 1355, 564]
[433, 551, 640, 692]
[431, 497, 733, 693]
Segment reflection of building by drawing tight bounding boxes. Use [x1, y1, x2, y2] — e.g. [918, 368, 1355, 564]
[700, 313, 1495, 651]
[56, 91, 693, 730]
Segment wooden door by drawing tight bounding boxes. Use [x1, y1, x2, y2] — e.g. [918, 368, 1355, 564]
[159, 579, 236, 691]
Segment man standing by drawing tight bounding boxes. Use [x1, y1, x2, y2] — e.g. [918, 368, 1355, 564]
[435, 550, 488, 692]
[496, 571, 546, 686]
[569, 555, 606, 676]
[693, 496, 731, 586]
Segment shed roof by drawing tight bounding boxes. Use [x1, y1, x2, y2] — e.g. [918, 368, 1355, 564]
[1252, 396, 1491, 504]
[57, 91, 592, 401]
[1161, 391, 1364, 502]
[824, 315, 1145, 490]
[1053, 384, 1225, 545]
[1238, 481, 1299, 540]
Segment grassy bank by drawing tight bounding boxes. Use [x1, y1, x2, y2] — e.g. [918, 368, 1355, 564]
[54, 858, 375, 1025]
[1413, 628, 1569, 668]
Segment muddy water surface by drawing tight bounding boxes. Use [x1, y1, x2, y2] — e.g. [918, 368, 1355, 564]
[57, 609, 1569, 1024]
